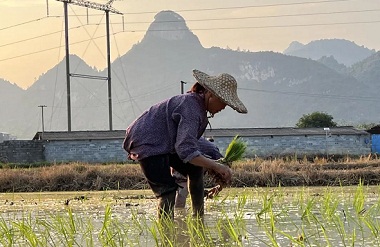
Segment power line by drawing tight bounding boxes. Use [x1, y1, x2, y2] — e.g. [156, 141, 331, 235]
[0, 17, 50, 31]
[2, 7, 379, 49]
[122, 0, 353, 14]
[239, 87, 380, 102]
[124, 20, 380, 32]
[0, 0, 365, 33]
[0, 26, 82, 48]
[2, 17, 380, 63]
[123, 9, 380, 24]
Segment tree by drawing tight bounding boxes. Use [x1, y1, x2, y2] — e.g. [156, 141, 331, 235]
[296, 112, 337, 128]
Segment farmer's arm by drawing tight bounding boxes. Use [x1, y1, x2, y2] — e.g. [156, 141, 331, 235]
[189, 155, 232, 183]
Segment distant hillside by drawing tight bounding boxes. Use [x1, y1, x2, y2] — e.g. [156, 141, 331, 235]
[349, 51, 380, 90]
[317, 56, 347, 74]
[0, 79, 25, 136]
[1, 11, 379, 139]
[284, 39, 376, 66]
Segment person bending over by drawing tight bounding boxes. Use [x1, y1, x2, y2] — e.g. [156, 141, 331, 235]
[123, 69, 247, 219]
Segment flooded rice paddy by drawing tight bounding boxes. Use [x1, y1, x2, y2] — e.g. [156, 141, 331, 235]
[1, 185, 380, 246]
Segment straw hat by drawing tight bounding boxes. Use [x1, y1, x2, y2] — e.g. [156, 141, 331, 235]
[193, 69, 248, 114]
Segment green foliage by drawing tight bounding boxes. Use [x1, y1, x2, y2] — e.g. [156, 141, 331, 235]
[356, 123, 378, 130]
[296, 111, 337, 128]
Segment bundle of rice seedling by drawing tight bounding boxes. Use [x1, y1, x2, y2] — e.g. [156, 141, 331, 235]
[220, 135, 247, 167]
[208, 135, 247, 187]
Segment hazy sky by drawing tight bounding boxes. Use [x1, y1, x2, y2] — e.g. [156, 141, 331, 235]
[1, 0, 379, 89]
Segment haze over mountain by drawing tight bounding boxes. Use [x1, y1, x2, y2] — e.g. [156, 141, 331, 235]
[1, 10, 379, 139]
[284, 39, 376, 66]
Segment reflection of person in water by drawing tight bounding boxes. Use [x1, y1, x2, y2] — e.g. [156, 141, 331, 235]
[171, 137, 223, 208]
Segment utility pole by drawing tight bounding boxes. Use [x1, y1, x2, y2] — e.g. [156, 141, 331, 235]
[56, 0, 122, 131]
[180, 81, 188, 94]
[324, 127, 330, 158]
[38, 105, 47, 138]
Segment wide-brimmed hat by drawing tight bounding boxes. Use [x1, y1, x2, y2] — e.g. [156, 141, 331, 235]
[193, 69, 248, 114]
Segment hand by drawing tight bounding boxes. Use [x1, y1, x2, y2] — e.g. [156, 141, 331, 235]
[206, 185, 222, 199]
[215, 162, 232, 184]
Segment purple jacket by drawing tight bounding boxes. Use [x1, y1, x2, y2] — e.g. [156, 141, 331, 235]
[123, 92, 209, 163]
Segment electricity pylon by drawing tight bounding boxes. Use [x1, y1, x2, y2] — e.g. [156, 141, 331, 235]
[56, 0, 123, 131]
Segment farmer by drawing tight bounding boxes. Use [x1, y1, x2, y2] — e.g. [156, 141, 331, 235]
[172, 136, 223, 208]
[123, 69, 247, 219]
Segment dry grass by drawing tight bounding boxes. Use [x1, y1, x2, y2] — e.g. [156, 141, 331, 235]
[0, 154, 380, 192]
[0, 162, 148, 192]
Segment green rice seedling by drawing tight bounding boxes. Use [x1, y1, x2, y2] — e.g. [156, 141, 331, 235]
[351, 228, 357, 247]
[82, 217, 95, 247]
[359, 205, 380, 244]
[318, 224, 332, 247]
[147, 222, 160, 247]
[236, 192, 248, 211]
[35, 217, 59, 247]
[186, 216, 213, 247]
[301, 197, 316, 224]
[297, 187, 307, 212]
[260, 210, 280, 247]
[275, 228, 306, 247]
[361, 216, 380, 240]
[0, 217, 15, 246]
[147, 216, 175, 247]
[156, 215, 176, 247]
[46, 208, 80, 247]
[219, 217, 243, 246]
[256, 189, 275, 223]
[353, 179, 365, 215]
[321, 188, 339, 221]
[105, 217, 133, 247]
[129, 208, 146, 241]
[12, 214, 46, 247]
[99, 204, 118, 247]
[331, 213, 349, 246]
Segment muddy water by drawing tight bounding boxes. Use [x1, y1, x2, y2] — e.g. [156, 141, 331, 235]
[1, 187, 380, 246]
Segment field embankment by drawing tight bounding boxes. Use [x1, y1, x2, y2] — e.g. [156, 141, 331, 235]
[0, 155, 379, 192]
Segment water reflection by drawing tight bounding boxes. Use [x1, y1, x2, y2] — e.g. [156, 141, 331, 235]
[0, 186, 380, 246]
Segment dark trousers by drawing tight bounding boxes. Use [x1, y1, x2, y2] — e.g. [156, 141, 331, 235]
[139, 153, 204, 218]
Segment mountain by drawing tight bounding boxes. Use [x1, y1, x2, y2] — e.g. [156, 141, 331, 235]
[283, 39, 376, 66]
[317, 56, 347, 74]
[348, 51, 380, 91]
[1, 11, 379, 139]
[0, 79, 25, 135]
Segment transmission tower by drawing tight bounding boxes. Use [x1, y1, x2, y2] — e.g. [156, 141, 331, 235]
[56, 0, 123, 132]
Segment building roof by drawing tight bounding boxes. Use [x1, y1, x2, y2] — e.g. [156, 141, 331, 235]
[32, 126, 368, 141]
[367, 125, 380, 134]
[33, 130, 126, 141]
[203, 126, 368, 137]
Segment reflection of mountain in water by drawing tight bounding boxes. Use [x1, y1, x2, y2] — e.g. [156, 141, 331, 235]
[1, 11, 380, 139]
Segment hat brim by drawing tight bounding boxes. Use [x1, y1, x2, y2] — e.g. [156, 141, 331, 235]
[193, 70, 248, 114]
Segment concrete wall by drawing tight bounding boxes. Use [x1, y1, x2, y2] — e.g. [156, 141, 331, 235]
[0, 140, 45, 163]
[212, 134, 371, 158]
[0, 132, 16, 143]
[44, 139, 127, 163]
[0, 134, 372, 164]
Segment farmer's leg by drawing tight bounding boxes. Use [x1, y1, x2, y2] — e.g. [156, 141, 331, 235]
[139, 154, 178, 220]
[188, 165, 204, 217]
[169, 154, 204, 216]
[175, 181, 189, 208]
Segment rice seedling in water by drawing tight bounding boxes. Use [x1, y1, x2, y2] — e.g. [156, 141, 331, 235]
[2, 185, 380, 246]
